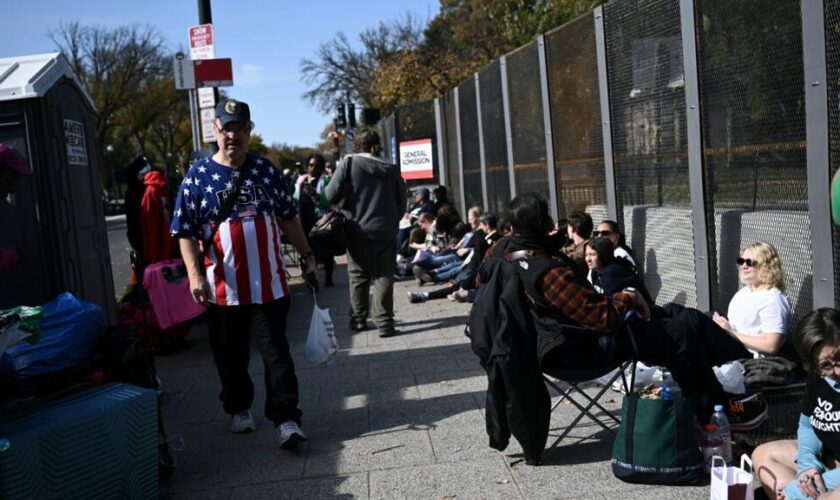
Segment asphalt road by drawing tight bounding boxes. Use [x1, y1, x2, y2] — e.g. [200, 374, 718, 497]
[106, 214, 133, 299]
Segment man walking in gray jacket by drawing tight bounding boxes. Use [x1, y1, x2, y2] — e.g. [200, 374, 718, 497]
[325, 128, 406, 337]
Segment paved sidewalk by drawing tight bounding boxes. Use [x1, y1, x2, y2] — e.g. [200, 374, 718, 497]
[158, 263, 708, 499]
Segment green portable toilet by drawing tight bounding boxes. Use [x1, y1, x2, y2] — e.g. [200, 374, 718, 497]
[0, 52, 116, 323]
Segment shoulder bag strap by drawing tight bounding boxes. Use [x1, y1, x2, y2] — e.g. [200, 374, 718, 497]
[339, 155, 353, 209]
[202, 168, 246, 257]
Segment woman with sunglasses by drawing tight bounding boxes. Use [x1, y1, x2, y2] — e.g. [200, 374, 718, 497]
[593, 220, 636, 268]
[713, 241, 791, 358]
[752, 308, 840, 500]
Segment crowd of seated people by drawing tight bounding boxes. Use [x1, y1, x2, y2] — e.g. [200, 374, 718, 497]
[408, 212, 502, 304]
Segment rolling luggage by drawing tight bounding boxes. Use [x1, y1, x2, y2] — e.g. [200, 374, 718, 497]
[0, 383, 158, 499]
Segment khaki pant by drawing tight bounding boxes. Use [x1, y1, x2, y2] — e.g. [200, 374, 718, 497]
[346, 235, 396, 333]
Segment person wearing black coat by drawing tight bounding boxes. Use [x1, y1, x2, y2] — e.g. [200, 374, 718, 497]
[584, 237, 653, 304]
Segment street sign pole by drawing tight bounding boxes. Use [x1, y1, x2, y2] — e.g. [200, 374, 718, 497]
[188, 89, 201, 151]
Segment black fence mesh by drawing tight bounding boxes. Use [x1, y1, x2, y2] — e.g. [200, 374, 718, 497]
[396, 99, 440, 190]
[443, 89, 463, 214]
[828, 1, 840, 309]
[506, 41, 551, 203]
[478, 60, 511, 216]
[696, 0, 811, 321]
[605, 0, 696, 306]
[458, 79, 484, 213]
[545, 12, 608, 222]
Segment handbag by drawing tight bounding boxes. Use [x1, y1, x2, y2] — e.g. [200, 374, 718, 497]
[611, 390, 705, 485]
[710, 455, 754, 500]
[309, 156, 353, 256]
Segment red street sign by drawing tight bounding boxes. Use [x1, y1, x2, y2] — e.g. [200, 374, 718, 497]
[189, 24, 215, 60]
[193, 59, 233, 87]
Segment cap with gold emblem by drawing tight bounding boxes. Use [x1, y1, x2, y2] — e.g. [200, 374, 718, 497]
[215, 99, 251, 127]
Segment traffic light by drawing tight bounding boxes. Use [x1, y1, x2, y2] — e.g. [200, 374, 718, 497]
[348, 103, 356, 128]
[336, 104, 347, 129]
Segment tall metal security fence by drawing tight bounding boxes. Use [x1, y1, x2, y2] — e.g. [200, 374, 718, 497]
[695, 0, 812, 320]
[545, 12, 609, 224]
[458, 79, 484, 212]
[478, 60, 512, 216]
[383, 0, 837, 315]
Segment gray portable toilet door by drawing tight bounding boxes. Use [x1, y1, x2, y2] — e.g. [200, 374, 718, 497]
[47, 80, 117, 323]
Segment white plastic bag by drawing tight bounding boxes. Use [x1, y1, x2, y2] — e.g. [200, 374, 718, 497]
[608, 362, 659, 393]
[304, 295, 337, 364]
[714, 361, 746, 395]
[710, 454, 754, 500]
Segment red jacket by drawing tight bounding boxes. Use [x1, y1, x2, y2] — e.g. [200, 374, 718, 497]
[140, 171, 173, 263]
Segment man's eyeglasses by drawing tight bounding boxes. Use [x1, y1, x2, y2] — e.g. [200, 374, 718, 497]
[736, 258, 759, 267]
[592, 230, 614, 238]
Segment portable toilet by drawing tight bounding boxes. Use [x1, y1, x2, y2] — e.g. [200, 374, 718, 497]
[0, 52, 116, 323]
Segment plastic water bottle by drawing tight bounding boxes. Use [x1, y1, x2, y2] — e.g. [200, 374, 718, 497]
[659, 371, 682, 401]
[699, 423, 723, 474]
[710, 404, 733, 465]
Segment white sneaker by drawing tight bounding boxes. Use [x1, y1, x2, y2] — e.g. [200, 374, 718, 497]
[276, 420, 307, 448]
[230, 410, 255, 433]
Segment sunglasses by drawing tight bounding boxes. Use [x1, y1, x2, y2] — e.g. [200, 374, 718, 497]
[592, 230, 614, 237]
[736, 258, 759, 267]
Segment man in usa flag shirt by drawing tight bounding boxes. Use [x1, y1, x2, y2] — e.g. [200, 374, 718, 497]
[171, 99, 316, 449]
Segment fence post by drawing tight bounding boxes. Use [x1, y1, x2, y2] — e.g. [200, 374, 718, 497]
[475, 73, 489, 211]
[500, 56, 517, 199]
[594, 7, 618, 222]
[803, 0, 835, 308]
[537, 34, 559, 219]
[678, 0, 712, 311]
[453, 86, 467, 215]
[434, 97, 447, 188]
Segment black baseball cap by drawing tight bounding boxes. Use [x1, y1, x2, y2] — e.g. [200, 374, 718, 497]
[215, 99, 251, 127]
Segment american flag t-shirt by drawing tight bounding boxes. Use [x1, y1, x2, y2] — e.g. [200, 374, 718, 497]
[170, 154, 297, 306]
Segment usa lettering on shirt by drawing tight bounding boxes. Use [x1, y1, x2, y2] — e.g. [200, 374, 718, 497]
[170, 155, 298, 306]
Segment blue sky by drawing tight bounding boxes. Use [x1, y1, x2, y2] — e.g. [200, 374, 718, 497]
[2, 1, 439, 148]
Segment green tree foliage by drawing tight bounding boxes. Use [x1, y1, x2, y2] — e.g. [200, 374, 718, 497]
[301, 0, 606, 117]
[51, 22, 193, 185]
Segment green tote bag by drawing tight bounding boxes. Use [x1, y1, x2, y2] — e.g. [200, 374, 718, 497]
[611, 392, 705, 485]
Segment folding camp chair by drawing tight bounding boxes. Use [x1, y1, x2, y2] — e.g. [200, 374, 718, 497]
[541, 312, 640, 451]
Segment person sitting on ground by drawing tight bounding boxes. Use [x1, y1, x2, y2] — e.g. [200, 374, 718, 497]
[593, 219, 636, 268]
[482, 193, 767, 431]
[666, 241, 792, 360]
[415, 206, 482, 285]
[752, 308, 840, 500]
[395, 212, 436, 278]
[397, 187, 435, 256]
[584, 237, 653, 304]
[409, 210, 499, 302]
[410, 206, 465, 282]
[562, 210, 593, 276]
